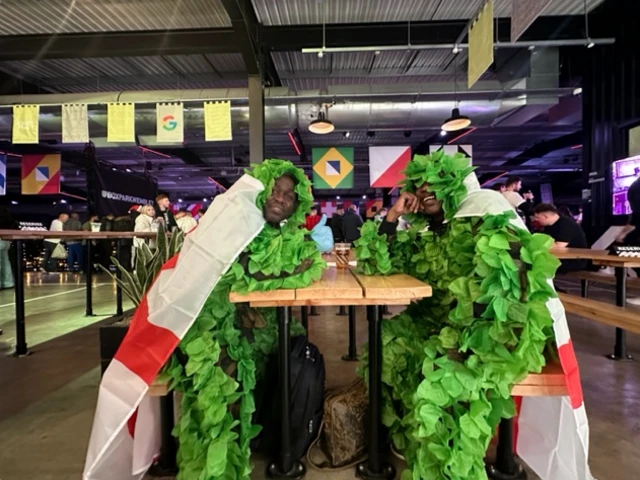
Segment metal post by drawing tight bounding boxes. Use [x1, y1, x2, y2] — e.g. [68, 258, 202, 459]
[342, 306, 358, 361]
[486, 418, 527, 479]
[157, 393, 178, 474]
[580, 279, 588, 298]
[115, 239, 123, 316]
[248, 75, 264, 163]
[610, 267, 632, 360]
[85, 240, 94, 316]
[356, 306, 395, 480]
[301, 306, 309, 331]
[267, 307, 305, 479]
[337, 305, 347, 316]
[11, 240, 29, 357]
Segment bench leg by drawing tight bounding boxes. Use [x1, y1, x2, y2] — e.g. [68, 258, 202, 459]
[342, 306, 358, 362]
[609, 267, 633, 361]
[148, 393, 178, 476]
[9, 240, 29, 357]
[486, 418, 527, 480]
[300, 306, 308, 332]
[267, 307, 305, 479]
[309, 306, 320, 316]
[580, 279, 588, 298]
[337, 305, 348, 316]
[356, 306, 395, 480]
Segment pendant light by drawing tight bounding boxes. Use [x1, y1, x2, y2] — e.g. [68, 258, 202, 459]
[309, 107, 335, 135]
[441, 56, 471, 132]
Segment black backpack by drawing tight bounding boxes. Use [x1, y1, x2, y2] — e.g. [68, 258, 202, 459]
[252, 335, 325, 460]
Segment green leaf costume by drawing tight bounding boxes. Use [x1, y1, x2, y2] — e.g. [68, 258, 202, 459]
[164, 159, 326, 479]
[355, 151, 561, 480]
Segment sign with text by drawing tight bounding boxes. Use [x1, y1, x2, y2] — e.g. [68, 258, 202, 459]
[88, 165, 157, 216]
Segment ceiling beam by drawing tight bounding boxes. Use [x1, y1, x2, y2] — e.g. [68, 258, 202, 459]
[220, 0, 281, 86]
[0, 16, 585, 62]
[0, 72, 49, 95]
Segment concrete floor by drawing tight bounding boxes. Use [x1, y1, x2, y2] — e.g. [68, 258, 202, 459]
[0, 275, 638, 480]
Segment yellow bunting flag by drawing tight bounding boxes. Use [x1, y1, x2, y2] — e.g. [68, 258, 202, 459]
[62, 104, 89, 143]
[107, 103, 135, 143]
[629, 125, 640, 157]
[12, 105, 40, 144]
[204, 101, 232, 141]
[468, 0, 494, 89]
[156, 103, 184, 143]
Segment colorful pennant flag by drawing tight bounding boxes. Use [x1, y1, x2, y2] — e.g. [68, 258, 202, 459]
[62, 104, 89, 143]
[468, 0, 494, 89]
[204, 101, 232, 141]
[107, 103, 135, 143]
[369, 146, 411, 187]
[0, 154, 6, 196]
[511, 0, 552, 42]
[156, 103, 184, 143]
[429, 144, 473, 163]
[21, 154, 61, 195]
[12, 105, 40, 144]
[312, 147, 354, 189]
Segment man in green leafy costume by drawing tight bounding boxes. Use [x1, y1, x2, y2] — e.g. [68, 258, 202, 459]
[355, 152, 593, 480]
[163, 160, 326, 479]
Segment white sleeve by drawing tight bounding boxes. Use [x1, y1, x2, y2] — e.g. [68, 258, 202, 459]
[503, 191, 525, 208]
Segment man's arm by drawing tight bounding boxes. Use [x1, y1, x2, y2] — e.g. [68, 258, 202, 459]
[553, 241, 569, 248]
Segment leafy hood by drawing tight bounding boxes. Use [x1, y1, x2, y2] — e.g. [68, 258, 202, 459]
[246, 159, 313, 231]
[401, 151, 475, 221]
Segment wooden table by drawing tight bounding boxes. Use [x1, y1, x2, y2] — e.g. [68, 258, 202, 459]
[230, 267, 432, 480]
[0, 230, 155, 356]
[551, 247, 640, 360]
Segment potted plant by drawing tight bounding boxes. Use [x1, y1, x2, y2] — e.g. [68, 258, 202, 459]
[98, 227, 184, 374]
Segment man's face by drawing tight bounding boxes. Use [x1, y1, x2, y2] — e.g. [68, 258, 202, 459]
[158, 197, 170, 209]
[337, 208, 344, 215]
[514, 181, 522, 192]
[415, 184, 444, 217]
[264, 175, 298, 225]
[60, 214, 69, 223]
[534, 212, 553, 226]
[310, 208, 318, 216]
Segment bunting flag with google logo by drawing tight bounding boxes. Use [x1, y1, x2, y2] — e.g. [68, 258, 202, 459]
[156, 103, 184, 143]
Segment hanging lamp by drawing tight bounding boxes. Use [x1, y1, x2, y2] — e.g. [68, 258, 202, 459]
[441, 56, 472, 132]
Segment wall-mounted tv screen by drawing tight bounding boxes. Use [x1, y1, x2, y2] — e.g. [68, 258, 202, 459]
[612, 154, 640, 215]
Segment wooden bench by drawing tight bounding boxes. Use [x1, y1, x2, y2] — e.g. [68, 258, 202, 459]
[559, 292, 640, 335]
[559, 270, 640, 289]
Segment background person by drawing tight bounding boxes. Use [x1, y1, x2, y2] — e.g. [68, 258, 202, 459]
[533, 203, 588, 273]
[154, 193, 178, 232]
[42, 212, 68, 273]
[63, 212, 84, 272]
[0, 207, 15, 290]
[175, 209, 197, 234]
[330, 204, 345, 242]
[491, 182, 506, 193]
[305, 206, 321, 231]
[502, 175, 535, 217]
[342, 204, 363, 245]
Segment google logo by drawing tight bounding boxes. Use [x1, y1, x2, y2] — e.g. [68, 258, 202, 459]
[162, 115, 178, 131]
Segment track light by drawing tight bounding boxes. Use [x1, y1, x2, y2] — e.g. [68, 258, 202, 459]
[404, 130, 412, 138]
[318, 51, 324, 58]
[452, 46, 461, 54]
[344, 131, 350, 138]
[441, 108, 471, 132]
[440, 130, 447, 136]
[309, 111, 335, 134]
[587, 39, 595, 48]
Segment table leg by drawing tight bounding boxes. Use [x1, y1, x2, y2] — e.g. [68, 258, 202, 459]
[310, 306, 319, 316]
[148, 393, 178, 477]
[267, 306, 305, 479]
[10, 240, 29, 357]
[580, 279, 588, 298]
[337, 305, 348, 316]
[342, 306, 358, 362]
[301, 306, 309, 332]
[486, 418, 527, 480]
[85, 241, 94, 317]
[115, 240, 123, 316]
[609, 267, 633, 361]
[356, 306, 395, 480]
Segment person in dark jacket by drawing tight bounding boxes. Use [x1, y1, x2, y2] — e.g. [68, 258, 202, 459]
[63, 212, 84, 272]
[330, 205, 345, 242]
[154, 193, 178, 232]
[113, 213, 135, 271]
[342, 204, 363, 246]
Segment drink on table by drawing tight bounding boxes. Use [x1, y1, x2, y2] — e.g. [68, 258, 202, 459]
[334, 243, 351, 269]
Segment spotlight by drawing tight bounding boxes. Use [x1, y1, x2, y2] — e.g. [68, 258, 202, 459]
[11, 200, 18, 205]
[528, 45, 535, 51]
[344, 131, 350, 138]
[374, 50, 381, 55]
[367, 131, 375, 138]
[362, 195, 367, 199]
[404, 130, 412, 138]
[203, 198, 208, 202]
[178, 198, 183, 203]
[336, 196, 341, 200]
[60, 199, 67, 204]
[309, 111, 335, 134]
[318, 51, 324, 58]
[452, 46, 461, 54]
[126, 168, 132, 172]
[440, 130, 447, 136]
[587, 40, 595, 49]
[573, 87, 583, 96]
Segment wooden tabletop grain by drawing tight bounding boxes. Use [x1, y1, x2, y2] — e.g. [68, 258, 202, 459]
[551, 247, 640, 268]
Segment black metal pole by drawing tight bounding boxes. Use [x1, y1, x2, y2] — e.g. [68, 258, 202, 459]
[157, 393, 178, 473]
[11, 240, 28, 357]
[487, 418, 526, 479]
[342, 306, 358, 361]
[85, 240, 94, 316]
[580, 279, 588, 298]
[301, 306, 309, 332]
[610, 267, 631, 360]
[337, 305, 347, 316]
[267, 307, 305, 478]
[356, 306, 395, 480]
[115, 239, 123, 316]
[310, 306, 319, 316]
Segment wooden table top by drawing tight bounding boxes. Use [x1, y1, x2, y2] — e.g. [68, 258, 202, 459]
[0, 230, 157, 240]
[551, 247, 640, 268]
[229, 267, 432, 307]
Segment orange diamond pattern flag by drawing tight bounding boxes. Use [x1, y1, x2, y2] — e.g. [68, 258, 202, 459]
[21, 154, 61, 195]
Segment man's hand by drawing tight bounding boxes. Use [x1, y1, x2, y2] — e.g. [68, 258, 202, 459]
[156, 217, 165, 225]
[386, 192, 419, 223]
[523, 191, 535, 201]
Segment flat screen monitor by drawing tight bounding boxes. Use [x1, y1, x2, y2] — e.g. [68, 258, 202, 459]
[612, 154, 640, 215]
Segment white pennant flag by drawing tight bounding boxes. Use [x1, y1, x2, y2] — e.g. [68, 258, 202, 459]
[62, 104, 89, 143]
[156, 103, 184, 143]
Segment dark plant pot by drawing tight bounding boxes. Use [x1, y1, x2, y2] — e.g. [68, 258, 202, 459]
[99, 309, 134, 376]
